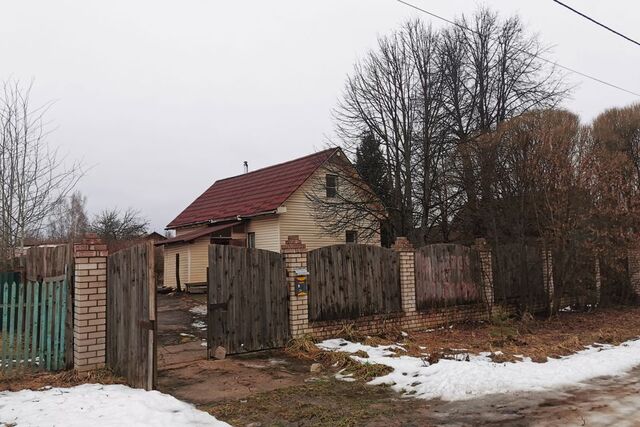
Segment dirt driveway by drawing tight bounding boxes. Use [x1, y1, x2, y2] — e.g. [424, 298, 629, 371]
[156, 295, 640, 426]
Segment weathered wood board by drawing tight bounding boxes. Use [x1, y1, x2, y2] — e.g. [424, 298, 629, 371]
[106, 242, 156, 390]
[307, 244, 401, 321]
[208, 244, 289, 355]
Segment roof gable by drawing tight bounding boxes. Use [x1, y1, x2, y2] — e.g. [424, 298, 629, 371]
[167, 148, 339, 229]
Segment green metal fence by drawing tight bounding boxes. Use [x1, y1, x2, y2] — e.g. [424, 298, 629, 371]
[0, 278, 68, 371]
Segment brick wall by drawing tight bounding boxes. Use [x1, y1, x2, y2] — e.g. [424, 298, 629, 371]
[474, 238, 494, 314]
[73, 233, 107, 372]
[282, 236, 311, 338]
[393, 237, 416, 313]
[629, 249, 640, 297]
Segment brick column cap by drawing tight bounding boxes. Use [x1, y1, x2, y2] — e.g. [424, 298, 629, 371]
[282, 235, 306, 251]
[393, 237, 414, 251]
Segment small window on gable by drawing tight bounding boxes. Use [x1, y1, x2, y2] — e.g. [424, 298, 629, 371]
[326, 174, 337, 198]
[247, 232, 256, 248]
[346, 230, 358, 244]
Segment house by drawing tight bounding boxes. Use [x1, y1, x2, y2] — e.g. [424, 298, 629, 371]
[159, 148, 382, 289]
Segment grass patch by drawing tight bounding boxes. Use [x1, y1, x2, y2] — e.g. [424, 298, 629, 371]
[0, 367, 125, 392]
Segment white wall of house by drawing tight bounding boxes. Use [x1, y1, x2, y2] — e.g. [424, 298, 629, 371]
[246, 215, 280, 252]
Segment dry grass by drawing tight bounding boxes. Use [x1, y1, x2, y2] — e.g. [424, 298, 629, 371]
[409, 306, 640, 363]
[0, 368, 125, 392]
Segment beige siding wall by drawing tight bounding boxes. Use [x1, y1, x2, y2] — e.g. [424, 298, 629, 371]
[246, 216, 280, 252]
[278, 168, 381, 251]
[174, 224, 206, 236]
[162, 236, 210, 288]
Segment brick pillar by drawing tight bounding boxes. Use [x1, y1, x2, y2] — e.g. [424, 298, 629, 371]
[282, 235, 310, 338]
[628, 249, 640, 298]
[73, 233, 108, 372]
[541, 246, 554, 308]
[594, 257, 602, 305]
[474, 238, 494, 315]
[393, 237, 416, 314]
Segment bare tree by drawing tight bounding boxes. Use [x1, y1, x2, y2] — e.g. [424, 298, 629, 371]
[47, 191, 89, 242]
[320, 8, 567, 245]
[0, 80, 82, 269]
[91, 207, 149, 243]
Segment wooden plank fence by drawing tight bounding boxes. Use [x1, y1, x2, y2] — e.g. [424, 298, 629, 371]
[0, 278, 68, 371]
[307, 244, 401, 322]
[414, 244, 482, 310]
[493, 243, 546, 308]
[107, 242, 156, 390]
[208, 245, 289, 355]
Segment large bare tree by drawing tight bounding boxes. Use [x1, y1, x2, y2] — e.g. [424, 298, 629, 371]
[316, 8, 567, 245]
[0, 80, 82, 269]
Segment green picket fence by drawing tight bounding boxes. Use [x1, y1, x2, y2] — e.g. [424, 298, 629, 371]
[0, 279, 68, 371]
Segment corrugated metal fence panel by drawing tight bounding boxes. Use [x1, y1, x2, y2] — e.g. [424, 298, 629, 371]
[0, 279, 68, 372]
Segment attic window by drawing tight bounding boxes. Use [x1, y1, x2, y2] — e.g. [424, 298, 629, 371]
[325, 174, 337, 198]
[346, 230, 358, 244]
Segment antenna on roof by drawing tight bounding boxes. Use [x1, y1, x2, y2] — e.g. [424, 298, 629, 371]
[243, 161, 248, 174]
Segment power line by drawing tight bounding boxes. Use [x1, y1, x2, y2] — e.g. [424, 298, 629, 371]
[396, 0, 640, 98]
[552, 0, 640, 48]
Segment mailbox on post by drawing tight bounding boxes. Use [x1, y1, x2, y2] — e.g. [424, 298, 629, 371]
[294, 268, 309, 296]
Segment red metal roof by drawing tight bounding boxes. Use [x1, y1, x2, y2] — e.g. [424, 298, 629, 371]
[156, 222, 241, 245]
[167, 148, 339, 229]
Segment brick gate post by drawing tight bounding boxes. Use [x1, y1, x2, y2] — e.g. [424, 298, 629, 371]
[628, 248, 640, 299]
[393, 237, 416, 314]
[282, 236, 310, 338]
[73, 233, 108, 372]
[474, 238, 494, 316]
[541, 245, 555, 309]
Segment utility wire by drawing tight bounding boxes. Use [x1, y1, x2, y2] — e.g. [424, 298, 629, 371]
[396, 0, 640, 98]
[552, 0, 640, 48]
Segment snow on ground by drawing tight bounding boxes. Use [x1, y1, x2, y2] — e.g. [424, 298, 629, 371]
[190, 305, 207, 316]
[192, 320, 206, 330]
[317, 338, 640, 401]
[0, 384, 229, 427]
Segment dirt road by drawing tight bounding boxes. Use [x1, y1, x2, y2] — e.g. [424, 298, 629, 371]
[424, 367, 640, 427]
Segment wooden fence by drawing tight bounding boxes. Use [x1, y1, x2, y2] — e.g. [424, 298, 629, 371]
[107, 243, 156, 390]
[414, 244, 482, 310]
[208, 245, 289, 354]
[307, 244, 401, 321]
[1, 278, 68, 371]
[493, 243, 547, 308]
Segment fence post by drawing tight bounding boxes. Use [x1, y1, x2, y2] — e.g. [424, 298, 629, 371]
[393, 237, 416, 314]
[594, 257, 602, 305]
[541, 245, 554, 310]
[628, 248, 640, 299]
[474, 238, 494, 316]
[73, 233, 108, 373]
[282, 235, 310, 338]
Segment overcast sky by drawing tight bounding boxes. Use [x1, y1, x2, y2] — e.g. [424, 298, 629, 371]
[1, 0, 638, 232]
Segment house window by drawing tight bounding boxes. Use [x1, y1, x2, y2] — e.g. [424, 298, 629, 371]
[346, 230, 358, 244]
[326, 174, 337, 198]
[247, 232, 256, 248]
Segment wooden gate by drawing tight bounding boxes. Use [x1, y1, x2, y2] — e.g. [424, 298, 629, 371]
[208, 245, 289, 355]
[414, 244, 482, 310]
[0, 277, 68, 371]
[307, 244, 401, 321]
[107, 242, 156, 390]
[493, 243, 546, 309]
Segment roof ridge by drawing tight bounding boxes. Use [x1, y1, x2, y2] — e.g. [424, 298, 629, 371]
[214, 147, 339, 184]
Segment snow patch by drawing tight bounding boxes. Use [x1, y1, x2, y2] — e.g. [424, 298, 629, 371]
[192, 320, 206, 330]
[0, 383, 229, 426]
[189, 305, 207, 316]
[317, 338, 640, 401]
